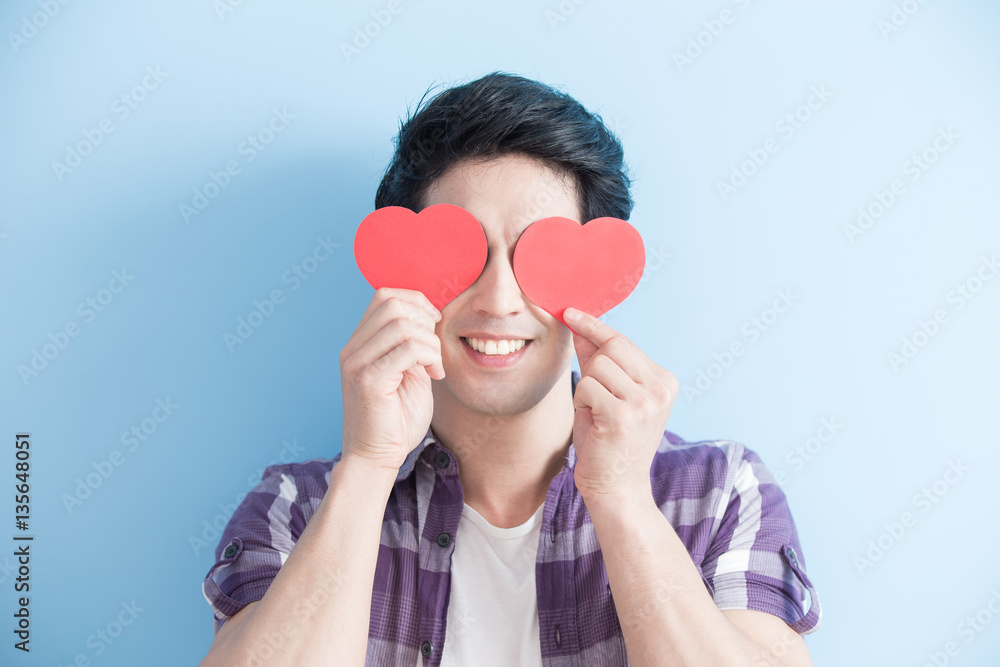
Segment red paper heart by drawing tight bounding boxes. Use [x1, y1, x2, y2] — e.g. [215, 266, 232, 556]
[512, 216, 645, 327]
[354, 204, 488, 311]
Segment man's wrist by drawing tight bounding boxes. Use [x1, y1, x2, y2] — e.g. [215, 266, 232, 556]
[329, 452, 400, 498]
[582, 482, 658, 522]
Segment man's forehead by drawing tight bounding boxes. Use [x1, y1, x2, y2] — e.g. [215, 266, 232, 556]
[424, 156, 580, 240]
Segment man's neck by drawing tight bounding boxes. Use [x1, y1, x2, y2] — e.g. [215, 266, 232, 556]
[430, 368, 575, 529]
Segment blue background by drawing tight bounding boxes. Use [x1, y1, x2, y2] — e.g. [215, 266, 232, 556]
[2, 0, 998, 664]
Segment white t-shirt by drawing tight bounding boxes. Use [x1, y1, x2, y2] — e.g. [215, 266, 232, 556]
[429, 500, 546, 667]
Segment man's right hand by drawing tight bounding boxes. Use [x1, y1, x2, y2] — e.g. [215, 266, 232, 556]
[339, 287, 444, 474]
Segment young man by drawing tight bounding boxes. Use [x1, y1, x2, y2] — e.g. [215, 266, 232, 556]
[200, 73, 821, 666]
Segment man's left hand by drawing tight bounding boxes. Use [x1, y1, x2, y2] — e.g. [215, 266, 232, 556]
[563, 307, 679, 504]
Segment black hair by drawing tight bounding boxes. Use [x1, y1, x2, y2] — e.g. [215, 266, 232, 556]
[374, 72, 633, 222]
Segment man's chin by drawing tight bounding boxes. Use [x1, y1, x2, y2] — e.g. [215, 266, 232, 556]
[450, 366, 572, 416]
[435, 374, 530, 415]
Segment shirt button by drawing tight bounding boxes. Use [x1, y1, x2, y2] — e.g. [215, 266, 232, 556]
[436, 532, 452, 547]
[434, 452, 450, 469]
[785, 546, 799, 566]
[420, 641, 433, 657]
[223, 543, 238, 559]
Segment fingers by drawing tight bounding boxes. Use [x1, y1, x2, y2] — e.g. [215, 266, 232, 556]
[367, 336, 444, 385]
[583, 354, 635, 402]
[343, 288, 441, 362]
[350, 288, 440, 341]
[341, 289, 445, 384]
[564, 307, 616, 345]
[353, 318, 445, 381]
[566, 309, 653, 386]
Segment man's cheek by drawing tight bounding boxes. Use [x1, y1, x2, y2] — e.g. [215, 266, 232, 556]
[557, 329, 576, 359]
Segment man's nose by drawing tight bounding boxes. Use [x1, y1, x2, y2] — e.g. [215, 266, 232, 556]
[468, 254, 527, 317]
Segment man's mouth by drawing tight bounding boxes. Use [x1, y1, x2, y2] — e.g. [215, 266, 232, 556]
[461, 337, 531, 356]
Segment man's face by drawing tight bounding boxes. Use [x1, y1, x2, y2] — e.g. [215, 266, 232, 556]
[423, 153, 579, 417]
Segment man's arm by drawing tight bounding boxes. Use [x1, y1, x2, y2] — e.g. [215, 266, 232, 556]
[200, 455, 396, 667]
[587, 492, 814, 667]
[200, 287, 444, 666]
[562, 306, 815, 666]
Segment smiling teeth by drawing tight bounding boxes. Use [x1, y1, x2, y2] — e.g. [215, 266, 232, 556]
[465, 338, 526, 355]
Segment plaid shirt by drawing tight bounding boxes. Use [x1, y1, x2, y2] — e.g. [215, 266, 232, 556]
[202, 370, 822, 665]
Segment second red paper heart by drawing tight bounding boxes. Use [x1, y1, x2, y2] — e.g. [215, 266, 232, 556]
[512, 216, 645, 327]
